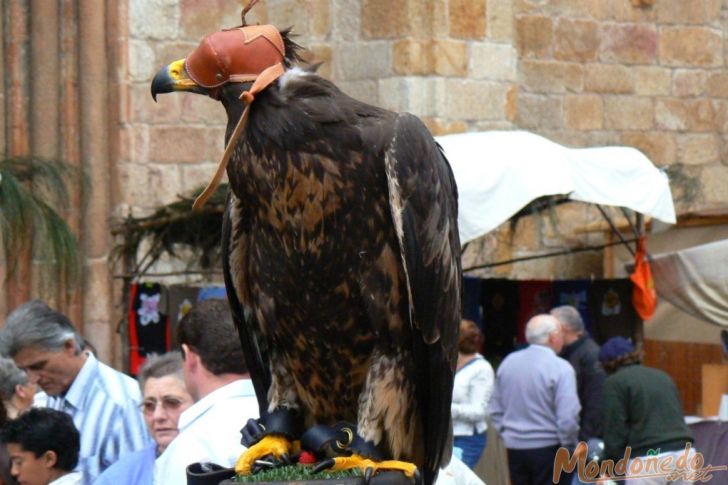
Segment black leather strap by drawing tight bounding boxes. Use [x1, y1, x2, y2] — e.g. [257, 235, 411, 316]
[185, 462, 234, 485]
[301, 422, 355, 457]
[300, 422, 385, 460]
[240, 408, 304, 447]
[349, 435, 386, 461]
[240, 418, 266, 447]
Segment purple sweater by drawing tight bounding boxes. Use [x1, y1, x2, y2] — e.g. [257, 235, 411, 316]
[489, 344, 580, 449]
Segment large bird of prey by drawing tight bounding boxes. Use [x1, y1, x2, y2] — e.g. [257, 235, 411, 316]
[151, 21, 461, 485]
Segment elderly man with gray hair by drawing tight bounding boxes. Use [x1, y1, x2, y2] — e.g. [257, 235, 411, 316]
[551, 305, 606, 445]
[488, 314, 581, 485]
[0, 300, 150, 484]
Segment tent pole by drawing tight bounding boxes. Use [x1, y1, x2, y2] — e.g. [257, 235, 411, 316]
[620, 207, 640, 237]
[463, 237, 638, 272]
[597, 205, 636, 257]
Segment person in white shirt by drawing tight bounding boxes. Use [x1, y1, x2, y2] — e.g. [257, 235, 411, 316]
[436, 455, 486, 485]
[451, 319, 495, 470]
[1, 408, 83, 485]
[0, 301, 150, 484]
[154, 299, 259, 485]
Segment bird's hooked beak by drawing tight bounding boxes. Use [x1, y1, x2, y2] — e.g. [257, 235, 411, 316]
[150, 58, 209, 101]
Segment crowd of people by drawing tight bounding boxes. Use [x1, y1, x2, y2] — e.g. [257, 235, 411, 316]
[0, 299, 694, 485]
[0, 299, 258, 485]
[450, 306, 695, 485]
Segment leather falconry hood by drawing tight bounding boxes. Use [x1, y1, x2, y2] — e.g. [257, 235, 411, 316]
[185, 23, 287, 211]
[184, 24, 286, 88]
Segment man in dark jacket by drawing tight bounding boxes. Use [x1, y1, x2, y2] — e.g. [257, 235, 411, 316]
[598, 337, 694, 484]
[551, 305, 605, 442]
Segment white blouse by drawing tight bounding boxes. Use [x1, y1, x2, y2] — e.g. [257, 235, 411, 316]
[451, 355, 495, 436]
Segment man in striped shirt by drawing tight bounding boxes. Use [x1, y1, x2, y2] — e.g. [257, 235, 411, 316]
[0, 300, 151, 484]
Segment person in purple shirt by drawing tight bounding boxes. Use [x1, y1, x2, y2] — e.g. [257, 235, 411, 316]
[489, 314, 580, 485]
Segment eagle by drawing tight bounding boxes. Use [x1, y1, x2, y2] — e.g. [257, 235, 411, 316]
[151, 21, 461, 485]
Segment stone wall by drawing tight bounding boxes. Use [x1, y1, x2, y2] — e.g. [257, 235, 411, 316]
[513, 0, 727, 214]
[123, 0, 520, 217]
[125, 0, 728, 284]
[120, 0, 241, 216]
[476, 0, 728, 277]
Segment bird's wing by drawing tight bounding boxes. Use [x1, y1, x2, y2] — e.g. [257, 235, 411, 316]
[222, 192, 271, 415]
[383, 113, 462, 480]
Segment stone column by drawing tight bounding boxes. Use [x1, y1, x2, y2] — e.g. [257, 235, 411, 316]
[60, 0, 84, 327]
[78, 0, 113, 358]
[0, 0, 6, 318]
[30, 0, 60, 160]
[29, 0, 66, 308]
[5, 0, 32, 310]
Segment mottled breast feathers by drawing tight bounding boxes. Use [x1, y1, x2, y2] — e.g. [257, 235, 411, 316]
[221, 67, 462, 485]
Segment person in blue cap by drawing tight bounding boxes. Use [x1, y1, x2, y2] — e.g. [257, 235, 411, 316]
[599, 337, 694, 484]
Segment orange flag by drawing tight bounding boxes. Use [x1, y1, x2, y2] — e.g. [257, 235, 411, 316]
[630, 236, 657, 321]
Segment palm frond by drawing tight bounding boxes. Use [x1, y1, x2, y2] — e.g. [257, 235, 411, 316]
[0, 157, 86, 292]
[0, 170, 33, 271]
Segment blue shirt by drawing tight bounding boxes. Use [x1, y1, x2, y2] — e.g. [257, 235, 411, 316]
[93, 442, 155, 485]
[46, 353, 151, 484]
[488, 344, 580, 449]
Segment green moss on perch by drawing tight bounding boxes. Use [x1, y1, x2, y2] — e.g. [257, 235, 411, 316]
[232, 465, 362, 482]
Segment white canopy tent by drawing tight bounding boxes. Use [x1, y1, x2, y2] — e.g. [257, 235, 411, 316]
[435, 131, 677, 245]
[649, 239, 728, 328]
[436, 131, 728, 331]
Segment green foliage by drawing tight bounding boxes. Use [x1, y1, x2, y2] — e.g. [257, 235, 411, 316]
[111, 184, 229, 275]
[663, 164, 700, 205]
[233, 464, 362, 482]
[0, 157, 86, 292]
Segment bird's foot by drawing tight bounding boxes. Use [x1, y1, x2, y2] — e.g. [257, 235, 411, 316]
[234, 435, 296, 475]
[312, 454, 421, 484]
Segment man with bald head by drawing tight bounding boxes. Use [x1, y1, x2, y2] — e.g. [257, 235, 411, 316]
[489, 314, 580, 485]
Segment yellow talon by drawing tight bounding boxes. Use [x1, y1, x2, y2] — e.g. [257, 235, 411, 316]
[235, 435, 293, 475]
[328, 454, 418, 478]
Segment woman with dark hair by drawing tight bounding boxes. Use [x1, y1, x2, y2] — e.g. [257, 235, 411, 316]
[0, 444, 18, 485]
[451, 319, 495, 469]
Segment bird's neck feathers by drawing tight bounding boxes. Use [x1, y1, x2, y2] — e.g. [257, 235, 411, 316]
[219, 66, 317, 144]
[278, 66, 312, 89]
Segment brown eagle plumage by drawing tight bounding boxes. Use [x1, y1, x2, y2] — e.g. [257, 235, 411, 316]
[152, 26, 461, 485]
